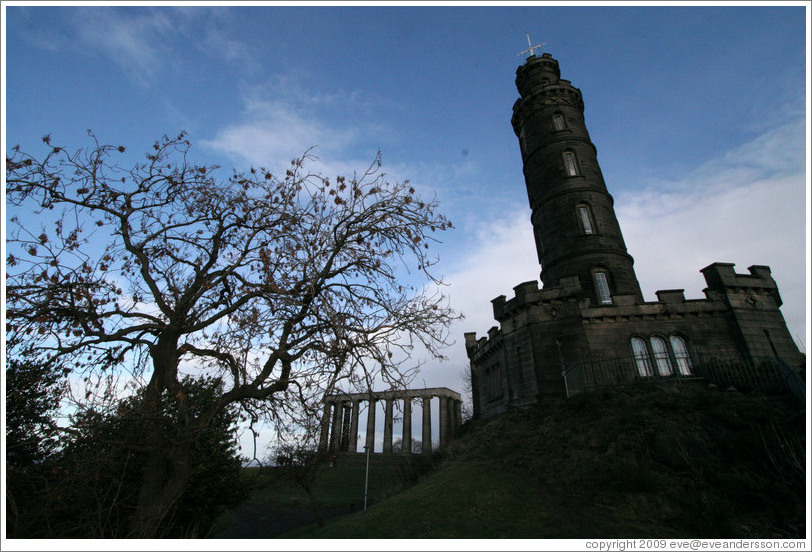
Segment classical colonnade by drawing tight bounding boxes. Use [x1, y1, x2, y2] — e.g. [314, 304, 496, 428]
[318, 387, 462, 454]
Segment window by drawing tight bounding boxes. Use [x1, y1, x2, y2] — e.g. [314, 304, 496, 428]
[515, 347, 526, 389]
[670, 335, 692, 375]
[594, 272, 612, 305]
[519, 128, 528, 159]
[630, 335, 693, 378]
[553, 113, 566, 131]
[487, 365, 503, 400]
[577, 204, 594, 235]
[563, 151, 578, 176]
[650, 336, 673, 376]
[631, 337, 653, 377]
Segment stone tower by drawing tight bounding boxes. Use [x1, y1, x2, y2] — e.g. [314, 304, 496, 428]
[466, 51, 804, 419]
[511, 53, 643, 305]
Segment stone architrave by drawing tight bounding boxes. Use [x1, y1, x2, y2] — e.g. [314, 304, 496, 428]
[365, 399, 377, 453]
[402, 398, 412, 453]
[422, 396, 432, 454]
[383, 399, 394, 454]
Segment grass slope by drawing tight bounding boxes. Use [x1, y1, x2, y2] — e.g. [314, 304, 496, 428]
[285, 383, 806, 539]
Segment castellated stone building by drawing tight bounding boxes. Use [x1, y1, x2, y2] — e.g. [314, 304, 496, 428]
[465, 53, 805, 419]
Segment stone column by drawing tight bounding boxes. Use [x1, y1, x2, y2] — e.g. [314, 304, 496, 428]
[422, 396, 432, 454]
[318, 400, 331, 452]
[340, 404, 351, 452]
[454, 399, 462, 430]
[383, 398, 394, 454]
[329, 401, 343, 452]
[365, 399, 377, 453]
[402, 397, 412, 454]
[439, 396, 449, 448]
[348, 400, 360, 453]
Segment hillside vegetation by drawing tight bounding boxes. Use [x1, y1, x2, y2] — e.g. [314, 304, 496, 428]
[283, 382, 806, 539]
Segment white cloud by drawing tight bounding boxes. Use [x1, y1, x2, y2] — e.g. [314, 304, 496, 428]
[445, 213, 538, 336]
[201, 98, 354, 170]
[398, 213, 540, 395]
[200, 76, 384, 179]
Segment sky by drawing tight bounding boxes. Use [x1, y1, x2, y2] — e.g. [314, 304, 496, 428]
[3, 3, 810, 461]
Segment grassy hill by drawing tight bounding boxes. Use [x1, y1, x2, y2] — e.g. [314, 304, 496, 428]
[222, 382, 807, 539]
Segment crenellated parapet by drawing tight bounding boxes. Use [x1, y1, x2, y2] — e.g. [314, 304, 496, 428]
[511, 81, 585, 126]
[491, 277, 582, 322]
[701, 263, 782, 306]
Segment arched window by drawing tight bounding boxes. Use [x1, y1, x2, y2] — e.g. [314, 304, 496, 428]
[670, 335, 692, 375]
[593, 271, 612, 305]
[631, 337, 653, 377]
[553, 113, 566, 131]
[563, 151, 579, 176]
[577, 204, 595, 235]
[650, 336, 673, 376]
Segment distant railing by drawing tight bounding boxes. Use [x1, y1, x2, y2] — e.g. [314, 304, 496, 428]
[562, 352, 804, 400]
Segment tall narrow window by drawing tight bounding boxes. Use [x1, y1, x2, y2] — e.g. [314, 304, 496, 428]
[553, 113, 565, 131]
[650, 336, 673, 376]
[631, 337, 653, 377]
[594, 272, 612, 305]
[488, 365, 503, 400]
[577, 205, 594, 234]
[563, 151, 578, 176]
[670, 335, 692, 375]
[519, 127, 528, 159]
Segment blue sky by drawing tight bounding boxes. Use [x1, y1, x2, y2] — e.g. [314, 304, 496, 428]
[3, 4, 809, 460]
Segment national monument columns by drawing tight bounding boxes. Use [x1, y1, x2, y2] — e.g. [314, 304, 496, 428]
[319, 387, 462, 455]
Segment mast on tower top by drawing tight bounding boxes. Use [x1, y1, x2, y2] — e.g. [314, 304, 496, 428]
[518, 32, 545, 58]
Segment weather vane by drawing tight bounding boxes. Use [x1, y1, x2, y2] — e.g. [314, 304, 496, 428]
[518, 32, 545, 57]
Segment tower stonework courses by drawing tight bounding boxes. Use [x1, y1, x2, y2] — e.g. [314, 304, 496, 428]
[466, 52, 805, 419]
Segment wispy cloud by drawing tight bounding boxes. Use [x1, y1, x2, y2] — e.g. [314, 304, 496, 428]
[72, 8, 175, 87]
[201, 96, 358, 171]
[200, 76, 390, 180]
[44, 8, 260, 87]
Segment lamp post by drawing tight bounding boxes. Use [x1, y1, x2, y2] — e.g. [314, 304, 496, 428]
[363, 444, 370, 510]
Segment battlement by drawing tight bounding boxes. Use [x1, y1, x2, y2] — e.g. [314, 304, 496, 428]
[464, 327, 503, 361]
[701, 263, 781, 306]
[491, 277, 581, 321]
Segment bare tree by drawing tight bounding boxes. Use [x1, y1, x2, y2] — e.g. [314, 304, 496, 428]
[459, 366, 475, 423]
[272, 419, 328, 527]
[392, 437, 422, 453]
[5, 131, 458, 537]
